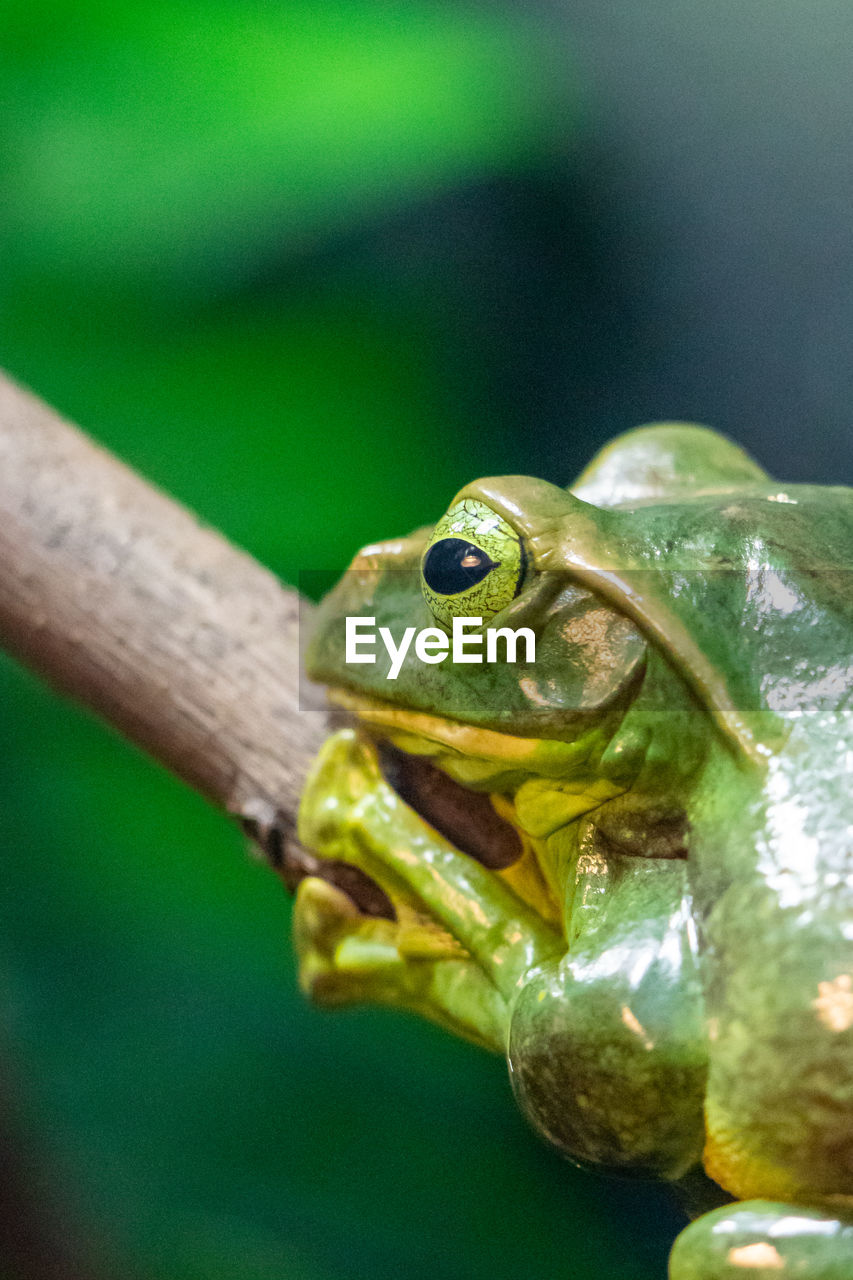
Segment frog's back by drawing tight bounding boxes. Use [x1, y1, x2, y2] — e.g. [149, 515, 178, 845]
[571, 421, 771, 508]
[575, 425, 853, 1205]
[573, 423, 853, 728]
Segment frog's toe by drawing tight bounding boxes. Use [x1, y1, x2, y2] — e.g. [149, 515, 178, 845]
[293, 876, 402, 1004]
[292, 876, 508, 1049]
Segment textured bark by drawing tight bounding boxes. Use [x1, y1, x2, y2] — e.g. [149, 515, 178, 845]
[0, 371, 328, 853]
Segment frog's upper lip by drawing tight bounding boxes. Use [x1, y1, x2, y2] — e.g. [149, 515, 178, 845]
[325, 686, 588, 769]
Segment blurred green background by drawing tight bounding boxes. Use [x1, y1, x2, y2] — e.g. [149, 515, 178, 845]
[1, 2, 852, 1277]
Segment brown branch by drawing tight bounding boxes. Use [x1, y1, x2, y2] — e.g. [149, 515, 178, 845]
[0, 370, 328, 852]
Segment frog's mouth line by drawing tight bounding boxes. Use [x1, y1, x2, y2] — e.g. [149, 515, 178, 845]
[281, 733, 525, 921]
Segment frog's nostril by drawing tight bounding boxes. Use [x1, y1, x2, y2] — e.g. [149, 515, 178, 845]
[377, 741, 523, 869]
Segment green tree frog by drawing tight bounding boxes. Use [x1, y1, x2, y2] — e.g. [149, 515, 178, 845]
[296, 424, 853, 1278]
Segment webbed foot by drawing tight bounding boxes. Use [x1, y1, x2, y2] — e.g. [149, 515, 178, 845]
[293, 876, 508, 1049]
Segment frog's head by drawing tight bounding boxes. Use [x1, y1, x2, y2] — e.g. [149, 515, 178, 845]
[292, 424, 853, 1052]
[306, 473, 647, 740]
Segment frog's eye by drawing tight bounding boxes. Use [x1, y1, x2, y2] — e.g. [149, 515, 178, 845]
[421, 499, 526, 627]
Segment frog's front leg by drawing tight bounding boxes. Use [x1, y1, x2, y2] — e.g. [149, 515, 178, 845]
[295, 729, 562, 1047]
[508, 853, 708, 1180]
[670, 1200, 853, 1278]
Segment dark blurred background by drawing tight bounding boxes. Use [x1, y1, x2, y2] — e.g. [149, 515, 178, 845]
[0, 2, 851, 1277]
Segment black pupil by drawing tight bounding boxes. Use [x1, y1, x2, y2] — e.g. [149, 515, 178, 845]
[422, 538, 498, 596]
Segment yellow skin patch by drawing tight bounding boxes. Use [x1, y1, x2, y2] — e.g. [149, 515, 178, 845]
[328, 687, 605, 777]
[702, 1120, 799, 1203]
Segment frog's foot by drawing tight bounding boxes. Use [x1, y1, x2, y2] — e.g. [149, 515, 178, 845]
[291, 729, 563, 1047]
[293, 876, 508, 1050]
[669, 1201, 853, 1279]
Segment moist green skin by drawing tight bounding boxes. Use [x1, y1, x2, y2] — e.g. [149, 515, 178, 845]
[300, 423, 853, 1278]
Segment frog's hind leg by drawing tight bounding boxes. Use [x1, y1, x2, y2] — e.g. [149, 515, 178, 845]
[669, 1201, 853, 1279]
[507, 856, 708, 1180]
